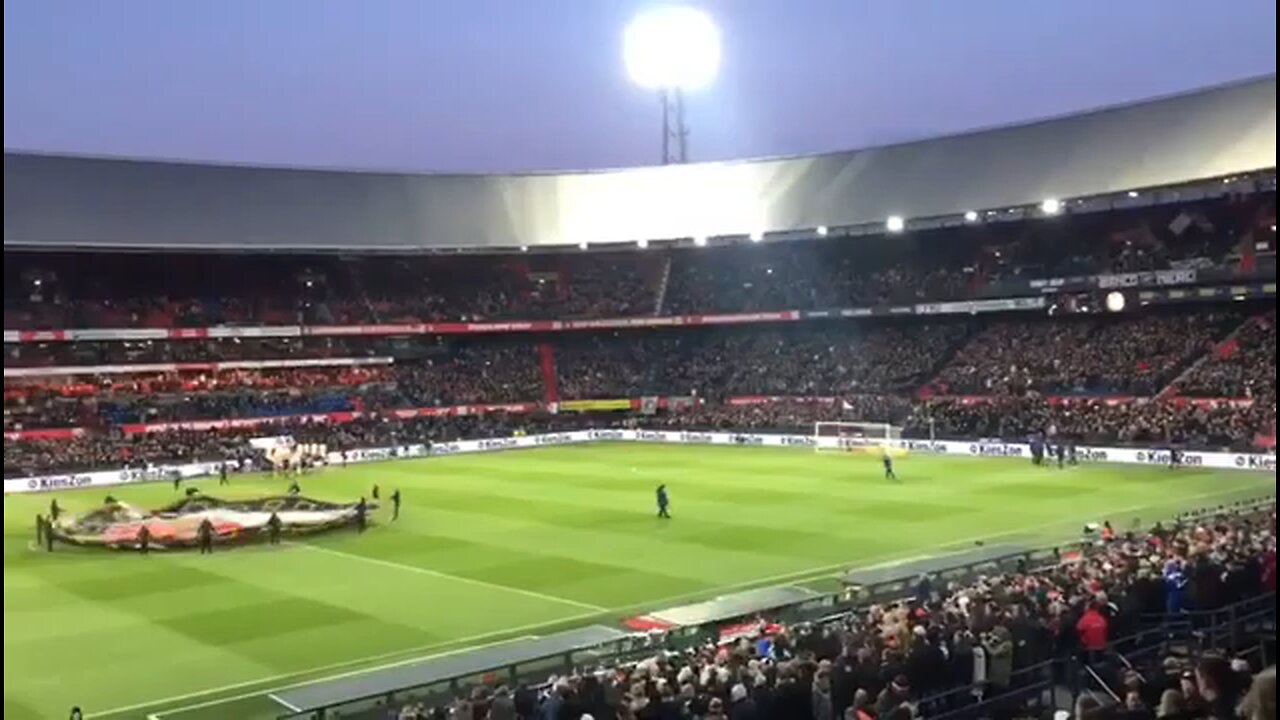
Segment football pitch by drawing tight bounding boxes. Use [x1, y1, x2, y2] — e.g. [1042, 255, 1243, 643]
[3, 443, 1274, 719]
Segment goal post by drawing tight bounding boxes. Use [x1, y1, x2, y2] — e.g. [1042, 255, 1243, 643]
[814, 421, 903, 454]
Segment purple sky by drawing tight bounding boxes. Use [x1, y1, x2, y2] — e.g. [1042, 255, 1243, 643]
[3, 0, 1275, 173]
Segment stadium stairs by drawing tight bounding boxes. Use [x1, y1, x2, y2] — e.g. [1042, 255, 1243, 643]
[652, 254, 673, 315]
[914, 323, 983, 395]
[1155, 313, 1261, 400]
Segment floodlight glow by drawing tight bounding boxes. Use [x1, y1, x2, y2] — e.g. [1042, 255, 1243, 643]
[624, 6, 722, 91]
[1041, 198, 1062, 215]
[748, 230, 763, 242]
[637, 238, 649, 249]
[963, 210, 979, 223]
[886, 215, 905, 233]
[519, 245, 529, 252]
[693, 235, 708, 247]
[1127, 191, 1139, 198]
[578, 241, 589, 250]
[1105, 291, 1126, 313]
[815, 225, 828, 237]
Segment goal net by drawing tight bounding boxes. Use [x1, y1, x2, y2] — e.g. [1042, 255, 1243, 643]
[814, 421, 903, 454]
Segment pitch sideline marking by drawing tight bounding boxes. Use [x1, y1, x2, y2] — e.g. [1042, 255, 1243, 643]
[289, 541, 608, 613]
[98, 633, 545, 720]
[95, 485, 1261, 719]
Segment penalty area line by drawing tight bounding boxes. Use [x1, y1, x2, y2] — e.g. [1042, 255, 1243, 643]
[289, 541, 608, 613]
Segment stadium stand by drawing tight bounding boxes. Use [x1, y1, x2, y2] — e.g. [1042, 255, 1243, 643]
[6, 301, 1278, 476]
[3, 77, 1277, 720]
[3, 191, 1273, 329]
[368, 503, 1277, 720]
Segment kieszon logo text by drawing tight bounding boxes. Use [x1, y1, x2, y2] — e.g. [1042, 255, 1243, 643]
[969, 444, 1023, 457]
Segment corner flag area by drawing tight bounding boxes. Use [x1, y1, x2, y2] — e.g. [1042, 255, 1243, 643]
[4, 444, 1273, 719]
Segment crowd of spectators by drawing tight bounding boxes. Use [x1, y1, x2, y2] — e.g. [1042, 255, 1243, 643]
[5, 303, 1276, 464]
[929, 312, 1242, 397]
[387, 504, 1276, 720]
[1175, 313, 1277, 401]
[555, 323, 968, 400]
[7, 389, 1275, 478]
[2, 413, 606, 478]
[905, 397, 1275, 452]
[4, 192, 1270, 330]
[3, 343, 542, 431]
[4, 336, 412, 367]
[647, 396, 916, 431]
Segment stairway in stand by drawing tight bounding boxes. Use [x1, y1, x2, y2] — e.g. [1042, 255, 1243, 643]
[652, 254, 673, 315]
[1154, 314, 1258, 400]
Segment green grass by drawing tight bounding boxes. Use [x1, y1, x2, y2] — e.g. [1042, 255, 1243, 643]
[3, 444, 1274, 719]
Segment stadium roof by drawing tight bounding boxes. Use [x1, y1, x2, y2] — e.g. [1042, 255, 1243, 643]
[4, 74, 1275, 253]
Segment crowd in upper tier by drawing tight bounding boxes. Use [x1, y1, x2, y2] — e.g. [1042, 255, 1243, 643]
[926, 312, 1244, 397]
[1173, 312, 1277, 400]
[4, 191, 1273, 329]
[5, 310, 1272, 433]
[3, 304, 1276, 476]
[3, 187, 1276, 477]
[387, 504, 1277, 720]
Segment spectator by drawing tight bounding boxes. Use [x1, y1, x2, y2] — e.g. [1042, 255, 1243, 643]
[1076, 601, 1110, 655]
[982, 626, 1014, 693]
[874, 675, 911, 718]
[1238, 666, 1276, 720]
[812, 670, 834, 720]
[728, 683, 757, 720]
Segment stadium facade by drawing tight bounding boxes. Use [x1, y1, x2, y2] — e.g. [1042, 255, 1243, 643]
[4, 74, 1275, 252]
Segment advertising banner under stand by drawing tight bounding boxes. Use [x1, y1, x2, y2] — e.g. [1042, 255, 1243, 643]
[6, 430, 1274, 494]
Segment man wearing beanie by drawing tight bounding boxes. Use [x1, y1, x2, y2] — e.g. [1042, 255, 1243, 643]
[729, 682, 757, 720]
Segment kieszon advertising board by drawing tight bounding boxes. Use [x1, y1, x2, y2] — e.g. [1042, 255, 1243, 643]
[6, 431, 1273, 493]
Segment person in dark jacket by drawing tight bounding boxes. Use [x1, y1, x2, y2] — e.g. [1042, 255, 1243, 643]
[728, 683, 757, 720]
[905, 628, 947, 696]
[983, 626, 1014, 691]
[137, 524, 151, 555]
[197, 517, 215, 554]
[812, 670, 835, 720]
[772, 664, 811, 720]
[875, 675, 911, 718]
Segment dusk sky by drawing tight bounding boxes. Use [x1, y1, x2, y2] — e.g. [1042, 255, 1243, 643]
[4, 0, 1276, 173]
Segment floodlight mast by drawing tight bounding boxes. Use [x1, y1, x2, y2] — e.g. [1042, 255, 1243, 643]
[623, 6, 720, 165]
[661, 87, 690, 165]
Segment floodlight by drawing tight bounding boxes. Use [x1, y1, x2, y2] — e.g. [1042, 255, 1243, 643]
[637, 238, 649, 249]
[624, 7, 722, 91]
[963, 210, 979, 223]
[748, 230, 763, 243]
[815, 225, 829, 237]
[519, 245, 529, 252]
[693, 235, 708, 247]
[886, 215, 905, 233]
[578, 241, 589, 250]
[1127, 191, 1139, 198]
[1041, 198, 1062, 215]
[1105, 291, 1126, 312]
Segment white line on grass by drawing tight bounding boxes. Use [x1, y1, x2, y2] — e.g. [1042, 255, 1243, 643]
[290, 541, 608, 613]
[93, 632, 546, 720]
[97, 485, 1261, 719]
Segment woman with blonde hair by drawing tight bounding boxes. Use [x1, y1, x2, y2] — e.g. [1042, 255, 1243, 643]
[1155, 688, 1184, 719]
[1238, 666, 1275, 720]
